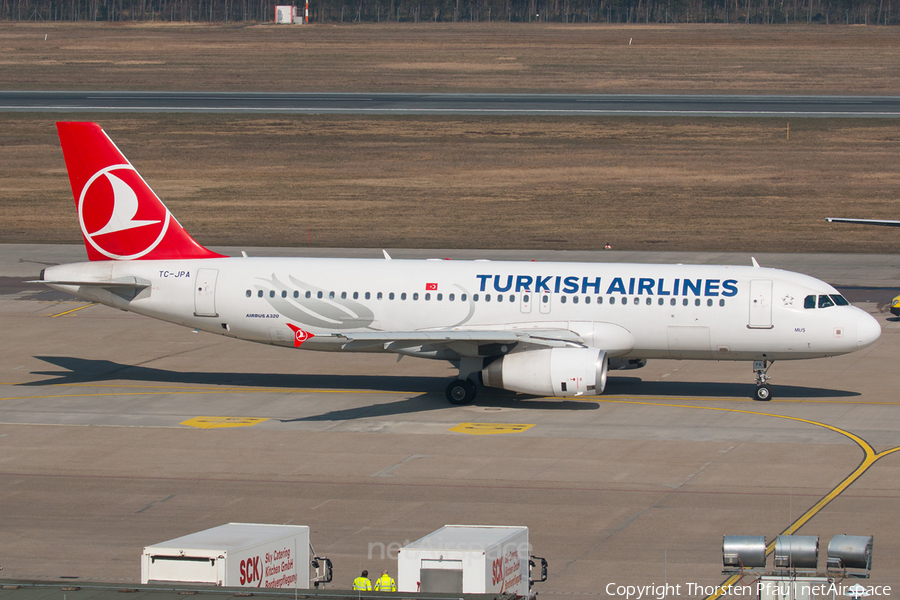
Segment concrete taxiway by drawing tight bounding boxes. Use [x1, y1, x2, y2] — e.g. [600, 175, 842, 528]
[1, 245, 898, 599]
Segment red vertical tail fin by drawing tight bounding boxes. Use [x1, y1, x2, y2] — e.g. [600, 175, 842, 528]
[56, 122, 224, 261]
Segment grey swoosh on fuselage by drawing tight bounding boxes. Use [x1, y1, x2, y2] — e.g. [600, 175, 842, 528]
[257, 273, 376, 329]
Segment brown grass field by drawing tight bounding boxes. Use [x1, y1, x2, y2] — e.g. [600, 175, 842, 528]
[1, 24, 899, 253]
[3, 23, 900, 94]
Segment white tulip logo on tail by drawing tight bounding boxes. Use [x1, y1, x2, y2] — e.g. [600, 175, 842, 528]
[78, 165, 170, 260]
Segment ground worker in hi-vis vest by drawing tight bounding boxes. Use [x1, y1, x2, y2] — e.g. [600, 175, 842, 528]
[374, 569, 397, 592]
[352, 570, 372, 591]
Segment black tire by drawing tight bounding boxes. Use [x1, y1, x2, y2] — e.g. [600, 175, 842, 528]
[446, 379, 476, 405]
[754, 384, 773, 401]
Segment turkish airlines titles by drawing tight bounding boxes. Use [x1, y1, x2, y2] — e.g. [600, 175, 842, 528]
[476, 274, 739, 297]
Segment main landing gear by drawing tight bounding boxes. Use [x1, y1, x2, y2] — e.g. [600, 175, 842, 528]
[753, 360, 773, 401]
[445, 357, 482, 405]
[446, 379, 477, 405]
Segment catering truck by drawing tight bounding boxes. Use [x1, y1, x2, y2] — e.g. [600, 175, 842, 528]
[397, 525, 547, 596]
[141, 523, 328, 589]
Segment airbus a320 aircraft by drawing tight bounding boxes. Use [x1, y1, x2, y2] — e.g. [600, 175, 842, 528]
[39, 122, 881, 403]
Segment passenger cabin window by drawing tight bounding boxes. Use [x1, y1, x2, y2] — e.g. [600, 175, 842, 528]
[245, 290, 251, 298]
[293, 291, 299, 299]
[281, 291, 287, 298]
[306, 291, 312, 299]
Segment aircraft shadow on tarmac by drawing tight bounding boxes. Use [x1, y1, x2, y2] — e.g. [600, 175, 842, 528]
[28, 356, 858, 420]
[606, 377, 860, 399]
[27, 356, 599, 418]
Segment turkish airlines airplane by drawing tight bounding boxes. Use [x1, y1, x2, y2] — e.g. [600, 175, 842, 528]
[40, 122, 881, 404]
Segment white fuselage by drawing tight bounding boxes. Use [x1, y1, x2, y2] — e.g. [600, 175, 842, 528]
[43, 256, 880, 362]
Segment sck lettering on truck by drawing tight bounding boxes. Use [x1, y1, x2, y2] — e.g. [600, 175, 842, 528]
[240, 556, 261, 585]
[502, 550, 522, 591]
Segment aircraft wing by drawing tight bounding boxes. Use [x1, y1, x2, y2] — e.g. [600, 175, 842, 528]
[33, 277, 151, 288]
[825, 217, 900, 227]
[332, 329, 583, 352]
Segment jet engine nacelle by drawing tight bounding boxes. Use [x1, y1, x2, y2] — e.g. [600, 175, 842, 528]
[481, 347, 608, 397]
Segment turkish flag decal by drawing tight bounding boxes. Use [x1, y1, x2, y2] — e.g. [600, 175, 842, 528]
[425, 283, 438, 291]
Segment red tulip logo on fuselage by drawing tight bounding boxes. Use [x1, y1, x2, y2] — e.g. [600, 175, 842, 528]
[287, 324, 314, 347]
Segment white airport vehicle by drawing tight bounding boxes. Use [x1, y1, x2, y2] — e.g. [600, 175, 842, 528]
[141, 523, 322, 588]
[397, 525, 543, 596]
[40, 122, 881, 403]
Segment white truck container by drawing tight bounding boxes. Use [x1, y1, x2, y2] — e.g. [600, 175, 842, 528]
[141, 523, 309, 589]
[397, 525, 537, 596]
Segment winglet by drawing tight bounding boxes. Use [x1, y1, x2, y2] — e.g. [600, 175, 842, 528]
[382, 249, 392, 260]
[751, 257, 760, 267]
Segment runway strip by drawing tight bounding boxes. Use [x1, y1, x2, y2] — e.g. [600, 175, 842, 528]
[4, 92, 900, 117]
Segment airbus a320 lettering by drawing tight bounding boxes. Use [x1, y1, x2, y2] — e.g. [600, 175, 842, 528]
[40, 122, 881, 403]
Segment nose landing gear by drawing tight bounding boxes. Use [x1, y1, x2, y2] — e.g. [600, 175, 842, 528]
[753, 360, 773, 401]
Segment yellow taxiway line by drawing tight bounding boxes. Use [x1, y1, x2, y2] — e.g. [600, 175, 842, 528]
[49, 303, 98, 318]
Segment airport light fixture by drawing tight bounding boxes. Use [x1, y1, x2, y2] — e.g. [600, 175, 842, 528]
[722, 536, 767, 573]
[774, 535, 819, 570]
[723, 534, 873, 577]
[826, 535, 873, 579]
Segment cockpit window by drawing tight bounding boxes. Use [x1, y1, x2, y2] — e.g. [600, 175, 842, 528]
[818, 294, 835, 309]
[804, 295, 816, 309]
[830, 294, 850, 306]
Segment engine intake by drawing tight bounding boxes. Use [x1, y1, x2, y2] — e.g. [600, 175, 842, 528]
[482, 347, 608, 397]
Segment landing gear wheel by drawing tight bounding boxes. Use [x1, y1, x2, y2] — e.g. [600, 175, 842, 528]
[754, 384, 773, 401]
[752, 360, 773, 401]
[446, 379, 477, 405]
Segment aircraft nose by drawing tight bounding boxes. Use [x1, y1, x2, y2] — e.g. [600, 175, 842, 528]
[857, 311, 881, 349]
